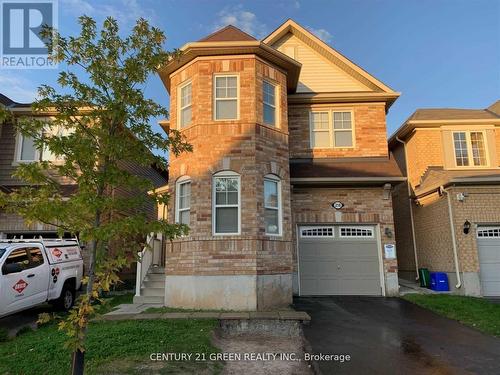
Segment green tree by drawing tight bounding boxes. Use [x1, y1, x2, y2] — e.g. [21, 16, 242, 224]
[0, 16, 190, 374]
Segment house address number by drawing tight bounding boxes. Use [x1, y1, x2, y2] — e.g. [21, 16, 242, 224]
[331, 201, 344, 210]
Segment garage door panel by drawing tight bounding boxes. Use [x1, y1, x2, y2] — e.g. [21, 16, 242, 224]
[477, 228, 500, 297]
[298, 225, 382, 296]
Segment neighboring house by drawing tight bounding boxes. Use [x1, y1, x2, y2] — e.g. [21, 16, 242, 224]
[138, 19, 405, 310]
[390, 101, 500, 297]
[0, 94, 167, 262]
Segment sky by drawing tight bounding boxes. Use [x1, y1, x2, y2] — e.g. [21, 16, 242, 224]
[2, 0, 499, 137]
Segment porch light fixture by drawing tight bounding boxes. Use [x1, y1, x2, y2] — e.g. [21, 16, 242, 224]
[463, 220, 471, 235]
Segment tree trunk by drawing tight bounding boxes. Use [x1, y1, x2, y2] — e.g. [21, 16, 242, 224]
[71, 212, 100, 375]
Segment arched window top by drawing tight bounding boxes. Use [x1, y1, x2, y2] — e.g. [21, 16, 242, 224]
[213, 170, 240, 177]
[176, 175, 191, 183]
[264, 173, 280, 181]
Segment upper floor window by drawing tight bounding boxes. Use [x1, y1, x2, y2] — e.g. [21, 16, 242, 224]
[264, 175, 282, 236]
[453, 131, 487, 167]
[310, 112, 330, 148]
[17, 134, 38, 162]
[263, 81, 277, 126]
[179, 82, 192, 128]
[214, 75, 238, 120]
[213, 171, 240, 235]
[333, 112, 353, 147]
[175, 177, 191, 225]
[310, 110, 354, 149]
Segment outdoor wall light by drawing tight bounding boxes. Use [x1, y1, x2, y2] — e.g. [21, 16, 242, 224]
[384, 227, 393, 238]
[463, 220, 471, 234]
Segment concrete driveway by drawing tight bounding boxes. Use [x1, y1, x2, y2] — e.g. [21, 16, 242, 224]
[294, 296, 500, 375]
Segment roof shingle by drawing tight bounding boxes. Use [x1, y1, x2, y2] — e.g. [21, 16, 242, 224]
[198, 25, 257, 42]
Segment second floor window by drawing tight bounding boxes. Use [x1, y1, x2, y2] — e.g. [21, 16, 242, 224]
[310, 110, 354, 149]
[17, 134, 37, 162]
[214, 75, 238, 120]
[453, 131, 487, 167]
[179, 82, 192, 128]
[263, 81, 277, 126]
[333, 112, 353, 147]
[175, 178, 191, 225]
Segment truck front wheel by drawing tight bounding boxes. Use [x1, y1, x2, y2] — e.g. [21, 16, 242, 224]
[55, 282, 75, 311]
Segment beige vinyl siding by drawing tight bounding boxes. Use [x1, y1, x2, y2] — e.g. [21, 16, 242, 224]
[272, 34, 370, 93]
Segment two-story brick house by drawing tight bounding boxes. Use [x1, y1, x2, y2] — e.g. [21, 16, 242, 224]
[390, 101, 500, 297]
[143, 19, 404, 310]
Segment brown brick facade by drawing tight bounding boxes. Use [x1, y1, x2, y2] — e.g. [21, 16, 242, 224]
[166, 56, 293, 281]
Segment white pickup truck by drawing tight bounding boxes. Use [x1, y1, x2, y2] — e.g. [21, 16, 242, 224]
[0, 238, 83, 318]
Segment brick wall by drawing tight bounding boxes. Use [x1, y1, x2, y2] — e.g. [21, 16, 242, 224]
[166, 56, 293, 276]
[290, 186, 398, 279]
[450, 186, 500, 273]
[288, 103, 388, 159]
[413, 193, 455, 272]
[405, 130, 444, 187]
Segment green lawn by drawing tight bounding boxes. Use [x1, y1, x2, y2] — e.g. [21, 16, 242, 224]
[0, 294, 222, 374]
[403, 294, 500, 337]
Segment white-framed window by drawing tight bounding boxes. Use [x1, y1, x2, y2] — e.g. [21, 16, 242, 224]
[213, 171, 240, 235]
[214, 75, 238, 120]
[339, 226, 374, 238]
[264, 175, 282, 236]
[178, 81, 192, 128]
[310, 112, 331, 148]
[453, 131, 488, 167]
[477, 226, 500, 238]
[175, 177, 191, 225]
[263, 80, 277, 126]
[310, 110, 355, 149]
[16, 133, 38, 162]
[300, 226, 334, 238]
[333, 111, 353, 148]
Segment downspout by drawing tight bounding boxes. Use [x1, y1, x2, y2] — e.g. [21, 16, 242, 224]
[442, 186, 462, 289]
[395, 136, 420, 280]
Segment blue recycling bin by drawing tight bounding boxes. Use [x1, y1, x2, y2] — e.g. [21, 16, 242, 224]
[430, 272, 450, 291]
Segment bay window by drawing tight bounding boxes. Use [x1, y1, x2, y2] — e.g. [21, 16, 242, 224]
[179, 81, 192, 128]
[263, 80, 277, 126]
[264, 175, 282, 236]
[213, 171, 240, 235]
[175, 177, 191, 225]
[214, 75, 238, 120]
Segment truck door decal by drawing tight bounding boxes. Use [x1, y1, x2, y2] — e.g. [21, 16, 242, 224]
[13, 279, 28, 294]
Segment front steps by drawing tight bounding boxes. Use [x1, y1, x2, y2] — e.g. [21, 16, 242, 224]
[133, 266, 165, 304]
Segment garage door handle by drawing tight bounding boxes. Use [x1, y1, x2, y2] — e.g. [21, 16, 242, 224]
[337, 265, 341, 270]
[27, 274, 35, 278]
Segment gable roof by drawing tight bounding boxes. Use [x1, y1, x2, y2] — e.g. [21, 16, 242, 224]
[198, 25, 257, 42]
[263, 19, 399, 98]
[389, 100, 500, 145]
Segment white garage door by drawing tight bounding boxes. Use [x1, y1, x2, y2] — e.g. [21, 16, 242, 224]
[477, 226, 500, 297]
[298, 225, 382, 296]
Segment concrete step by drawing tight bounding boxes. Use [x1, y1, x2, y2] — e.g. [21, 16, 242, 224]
[141, 287, 164, 297]
[143, 279, 165, 289]
[133, 295, 164, 304]
[149, 266, 165, 274]
[145, 273, 165, 282]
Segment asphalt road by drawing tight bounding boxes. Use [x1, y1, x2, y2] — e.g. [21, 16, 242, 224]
[294, 296, 500, 375]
